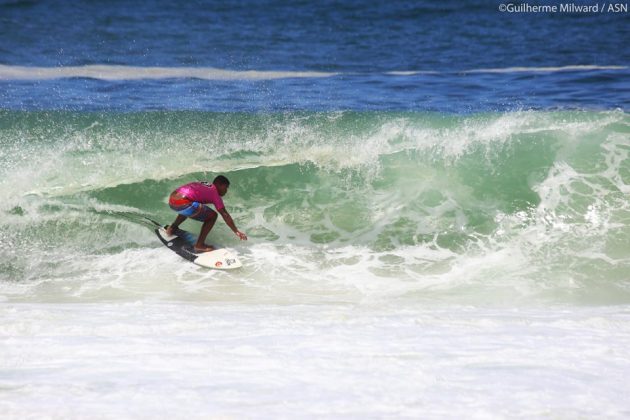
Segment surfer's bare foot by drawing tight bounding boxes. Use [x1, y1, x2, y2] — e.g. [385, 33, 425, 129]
[165, 225, 173, 236]
[194, 244, 214, 253]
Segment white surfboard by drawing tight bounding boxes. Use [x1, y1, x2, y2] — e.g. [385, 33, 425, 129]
[155, 226, 242, 270]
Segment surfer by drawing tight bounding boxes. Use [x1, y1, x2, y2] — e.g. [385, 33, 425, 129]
[166, 175, 247, 252]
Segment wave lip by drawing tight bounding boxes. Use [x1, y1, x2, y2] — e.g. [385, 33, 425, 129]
[0, 64, 337, 81]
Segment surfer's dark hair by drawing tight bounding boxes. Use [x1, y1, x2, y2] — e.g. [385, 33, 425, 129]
[213, 175, 230, 186]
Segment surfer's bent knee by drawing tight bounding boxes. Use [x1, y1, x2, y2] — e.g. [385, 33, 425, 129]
[192, 204, 216, 222]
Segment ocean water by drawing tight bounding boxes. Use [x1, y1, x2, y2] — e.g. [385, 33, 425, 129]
[1, 1, 630, 418]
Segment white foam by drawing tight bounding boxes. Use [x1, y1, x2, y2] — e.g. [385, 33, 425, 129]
[387, 65, 628, 76]
[385, 70, 439, 76]
[2, 303, 630, 418]
[0, 64, 337, 81]
[463, 65, 628, 74]
[0, 64, 625, 81]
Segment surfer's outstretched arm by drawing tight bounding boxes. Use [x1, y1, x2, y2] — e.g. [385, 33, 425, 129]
[218, 208, 247, 240]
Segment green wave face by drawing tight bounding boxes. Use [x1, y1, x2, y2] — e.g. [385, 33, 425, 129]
[1, 110, 629, 305]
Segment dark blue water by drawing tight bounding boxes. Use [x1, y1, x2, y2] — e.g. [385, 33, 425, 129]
[1, 0, 628, 112]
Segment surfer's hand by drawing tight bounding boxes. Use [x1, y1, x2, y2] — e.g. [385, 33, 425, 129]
[236, 230, 248, 240]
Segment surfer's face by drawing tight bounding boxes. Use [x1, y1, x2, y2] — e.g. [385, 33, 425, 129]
[217, 184, 229, 196]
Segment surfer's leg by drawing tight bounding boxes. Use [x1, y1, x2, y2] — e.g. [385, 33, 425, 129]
[168, 193, 196, 236]
[195, 210, 218, 252]
[166, 214, 187, 236]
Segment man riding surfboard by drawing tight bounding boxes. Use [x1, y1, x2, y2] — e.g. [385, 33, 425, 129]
[166, 175, 247, 252]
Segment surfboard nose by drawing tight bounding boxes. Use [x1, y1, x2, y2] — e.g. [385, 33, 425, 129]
[194, 248, 242, 269]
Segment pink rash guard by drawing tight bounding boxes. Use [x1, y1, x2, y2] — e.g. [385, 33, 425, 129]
[176, 182, 225, 210]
